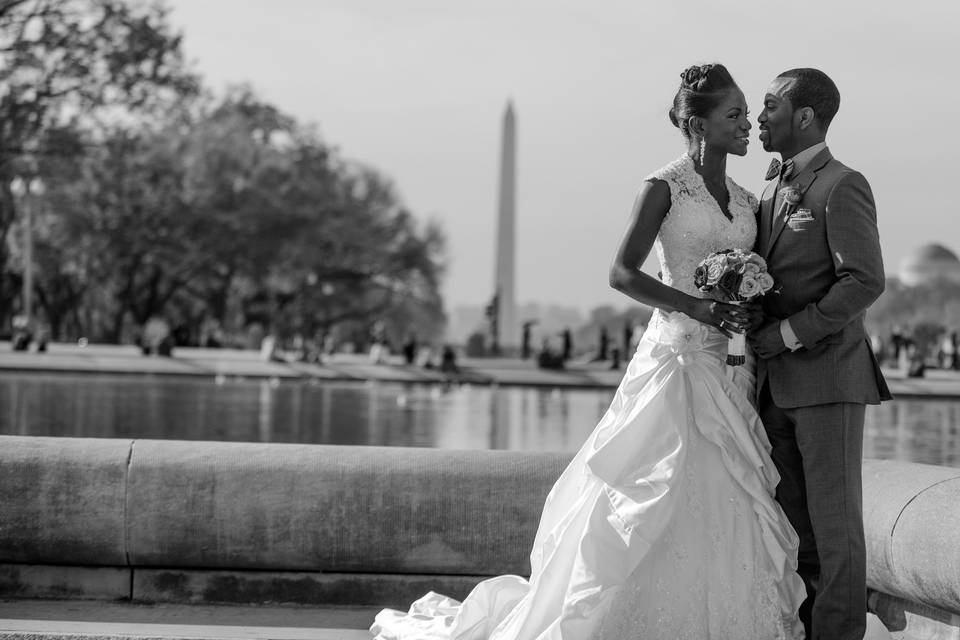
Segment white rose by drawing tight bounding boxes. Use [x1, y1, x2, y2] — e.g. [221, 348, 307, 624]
[706, 261, 725, 286]
[782, 188, 802, 206]
[748, 254, 767, 271]
[740, 263, 760, 276]
[738, 275, 760, 298]
[757, 272, 775, 293]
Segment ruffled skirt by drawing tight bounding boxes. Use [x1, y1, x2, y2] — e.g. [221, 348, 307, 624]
[371, 312, 806, 640]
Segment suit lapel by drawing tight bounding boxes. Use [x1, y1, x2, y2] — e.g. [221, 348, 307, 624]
[758, 181, 776, 255]
[764, 149, 833, 259]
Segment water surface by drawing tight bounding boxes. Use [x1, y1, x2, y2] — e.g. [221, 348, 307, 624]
[2, 372, 957, 467]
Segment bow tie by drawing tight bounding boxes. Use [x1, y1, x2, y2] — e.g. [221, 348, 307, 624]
[764, 158, 795, 182]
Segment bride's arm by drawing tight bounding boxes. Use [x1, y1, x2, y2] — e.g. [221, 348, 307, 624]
[609, 179, 747, 335]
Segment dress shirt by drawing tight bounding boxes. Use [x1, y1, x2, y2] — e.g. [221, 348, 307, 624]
[778, 142, 828, 351]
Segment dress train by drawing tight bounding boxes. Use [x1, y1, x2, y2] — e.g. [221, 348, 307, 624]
[372, 313, 807, 639]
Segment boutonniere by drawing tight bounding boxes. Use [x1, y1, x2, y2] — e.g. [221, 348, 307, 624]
[782, 187, 802, 207]
[778, 185, 808, 221]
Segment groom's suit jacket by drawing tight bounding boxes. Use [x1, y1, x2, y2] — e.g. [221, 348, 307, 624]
[756, 148, 892, 408]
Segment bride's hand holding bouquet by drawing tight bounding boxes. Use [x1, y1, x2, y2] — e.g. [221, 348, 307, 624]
[692, 249, 776, 365]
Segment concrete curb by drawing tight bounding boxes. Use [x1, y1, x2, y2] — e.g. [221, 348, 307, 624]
[0, 621, 369, 640]
[0, 600, 376, 640]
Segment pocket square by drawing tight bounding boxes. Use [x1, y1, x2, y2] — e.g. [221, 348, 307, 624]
[784, 207, 814, 223]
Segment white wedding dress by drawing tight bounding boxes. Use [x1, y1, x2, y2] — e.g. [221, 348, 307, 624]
[370, 155, 889, 639]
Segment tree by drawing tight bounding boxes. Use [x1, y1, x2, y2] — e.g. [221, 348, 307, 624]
[38, 126, 196, 341]
[176, 87, 318, 330]
[22, 187, 91, 340]
[281, 165, 447, 347]
[28, 88, 311, 343]
[16, 78, 448, 345]
[0, 0, 197, 320]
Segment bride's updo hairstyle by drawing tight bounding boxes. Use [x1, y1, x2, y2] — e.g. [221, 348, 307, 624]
[669, 64, 738, 140]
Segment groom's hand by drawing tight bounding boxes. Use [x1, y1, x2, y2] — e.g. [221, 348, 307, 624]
[739, 302, 765, 334]
[748, 321, 788, 359]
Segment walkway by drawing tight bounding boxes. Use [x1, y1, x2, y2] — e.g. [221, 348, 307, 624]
[0, 599, 377, 639]
[0, 341, 956, 397]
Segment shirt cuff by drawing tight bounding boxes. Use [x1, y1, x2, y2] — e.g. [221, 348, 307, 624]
[780, 319, 803, 351]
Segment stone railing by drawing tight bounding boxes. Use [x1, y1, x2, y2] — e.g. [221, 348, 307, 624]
[861, 461, 960, 637]
[2, 436, 959, 638]
[0, 436, 567, 606]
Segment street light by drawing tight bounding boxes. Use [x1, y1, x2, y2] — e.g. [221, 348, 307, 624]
[10, 176, 44, 327]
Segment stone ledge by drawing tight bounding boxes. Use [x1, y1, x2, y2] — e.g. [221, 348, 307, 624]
[863, 461, 960, 614]
[134, 569, 484, 608]
[0, 437, 130, 566]
[0, 436, 568, 576]
[124, 441, 567, 574]
[0, 566, 129, 602]
[0, 565, 484, 609]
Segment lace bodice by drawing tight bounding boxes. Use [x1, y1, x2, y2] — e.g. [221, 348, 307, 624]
[646, 154, 758, 298]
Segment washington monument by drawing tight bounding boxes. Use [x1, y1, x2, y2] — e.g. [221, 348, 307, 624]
[493, 100, 517, 349]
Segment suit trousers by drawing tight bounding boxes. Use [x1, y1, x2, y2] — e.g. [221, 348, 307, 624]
[758, 380, 867, 640]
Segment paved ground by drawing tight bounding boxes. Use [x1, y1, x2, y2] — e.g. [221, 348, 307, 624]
[0, 600, 377, 639]
[0, 341, 956, 397]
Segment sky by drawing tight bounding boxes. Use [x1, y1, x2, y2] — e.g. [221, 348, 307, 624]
[165, 0, 960, 314]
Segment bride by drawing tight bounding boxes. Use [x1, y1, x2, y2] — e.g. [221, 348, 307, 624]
[371, 64, 888, 639]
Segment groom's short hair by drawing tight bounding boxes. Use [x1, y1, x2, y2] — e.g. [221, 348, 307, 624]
[777, 68, 840, 129]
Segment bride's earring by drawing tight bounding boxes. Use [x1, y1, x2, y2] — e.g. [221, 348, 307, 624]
[699, 138, 707, 166]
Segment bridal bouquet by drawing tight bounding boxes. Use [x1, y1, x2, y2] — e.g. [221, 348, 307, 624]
[693, 249, 775, 365]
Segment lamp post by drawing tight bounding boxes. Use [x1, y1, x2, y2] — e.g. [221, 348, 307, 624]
[10, 176, 44, 327]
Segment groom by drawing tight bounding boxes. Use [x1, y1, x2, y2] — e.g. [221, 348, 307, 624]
[748, 68, 891, 640]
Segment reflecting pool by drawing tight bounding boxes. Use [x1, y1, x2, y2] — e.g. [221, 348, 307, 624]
[1, 372, 958, 467]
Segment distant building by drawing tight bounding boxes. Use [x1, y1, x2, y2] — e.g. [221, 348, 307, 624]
[898, 243, 960, 287]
